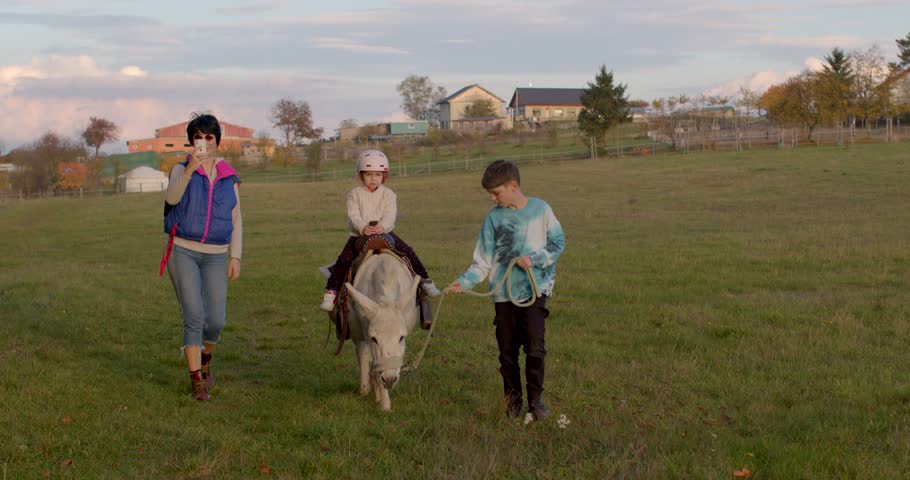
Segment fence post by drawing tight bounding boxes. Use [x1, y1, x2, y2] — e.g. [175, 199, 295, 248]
[80, 188, 83, 200]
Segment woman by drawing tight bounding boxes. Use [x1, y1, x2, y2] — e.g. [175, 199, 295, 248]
[161, 113, 242, 401]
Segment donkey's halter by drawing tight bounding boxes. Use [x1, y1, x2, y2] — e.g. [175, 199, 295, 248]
[371, 355, 404, 376]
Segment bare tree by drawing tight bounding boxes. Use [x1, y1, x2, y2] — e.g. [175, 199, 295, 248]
[396, 75, 447, 126]
[269, 98, 324, 146]
[81, 117, 120, 160]
[850, 46, 888, 129]
[338, 118, 359, 129]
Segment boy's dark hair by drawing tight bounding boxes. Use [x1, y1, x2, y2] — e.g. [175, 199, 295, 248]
[482, 160, 520, 190]
[186, 113, 222, 146]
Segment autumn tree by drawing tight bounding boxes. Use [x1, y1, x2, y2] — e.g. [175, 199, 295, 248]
[56, 162, 89, 190]
[81, 117, 120, 160]
[816, 47, 854, 143]
[577, 65, 630, 147]
[9, 132, 85, 195]
[463, 99, 497, 118]
[758, 73, 822, 141]
[305, 141, 324, 178]
[396, 75, 447, 126]
[269, 98, 324, 147]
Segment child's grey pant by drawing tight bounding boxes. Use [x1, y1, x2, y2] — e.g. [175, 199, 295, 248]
[167, 245, 229, 348]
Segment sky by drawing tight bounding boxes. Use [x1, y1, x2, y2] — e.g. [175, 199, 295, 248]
[1, 0, 908, 153]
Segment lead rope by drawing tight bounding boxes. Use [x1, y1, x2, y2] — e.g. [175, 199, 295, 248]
[403, 258, 538, 374]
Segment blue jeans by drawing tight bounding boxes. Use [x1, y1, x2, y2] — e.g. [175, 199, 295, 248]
[167, 245, 229, 348]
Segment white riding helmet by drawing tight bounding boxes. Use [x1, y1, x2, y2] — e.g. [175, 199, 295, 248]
[355, 150, 390, 174]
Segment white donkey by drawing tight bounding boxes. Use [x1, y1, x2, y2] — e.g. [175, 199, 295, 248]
[344, 251, 422, 412]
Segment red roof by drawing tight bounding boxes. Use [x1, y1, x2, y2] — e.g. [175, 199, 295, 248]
[156, 121, 255, 138]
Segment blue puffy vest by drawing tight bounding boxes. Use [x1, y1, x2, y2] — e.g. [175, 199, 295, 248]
[164, 158, 240, 245]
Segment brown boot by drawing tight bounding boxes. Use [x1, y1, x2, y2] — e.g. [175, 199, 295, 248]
[189, 370, 210, 401]
[201, 352, 215, 388]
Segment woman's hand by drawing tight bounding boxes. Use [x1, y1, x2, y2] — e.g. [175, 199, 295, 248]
[185, 152, 209, 176]
[228, 257, 241, 281]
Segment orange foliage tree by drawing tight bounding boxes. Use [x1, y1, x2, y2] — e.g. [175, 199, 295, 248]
[57, 162, 89, 190]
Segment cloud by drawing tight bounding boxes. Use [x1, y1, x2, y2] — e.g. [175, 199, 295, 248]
[753, 34, 867, 49]
[275, 9, 405, 26]
[310, 37, 409, 55]
[0, 54, 104, 93]
[703, 70, 799, 98]
[0, 11, 155, 28]
[215, 0, 286, 15]
[120, 65, 147, 77]
[381, 110, 411, 122]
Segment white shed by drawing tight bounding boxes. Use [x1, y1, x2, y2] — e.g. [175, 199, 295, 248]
[117, 166, 169, 193]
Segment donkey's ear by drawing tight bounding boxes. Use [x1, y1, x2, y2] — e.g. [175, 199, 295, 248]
[397, 275, 423, 312]
[345, 282, 379, 317]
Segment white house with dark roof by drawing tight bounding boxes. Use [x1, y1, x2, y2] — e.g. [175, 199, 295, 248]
[508, 88, 585, 124]
[436, 84, 507, 129]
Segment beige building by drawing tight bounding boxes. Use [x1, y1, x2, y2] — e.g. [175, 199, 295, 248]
[437, 84, 507, 129]
[508, 88, 585, 124]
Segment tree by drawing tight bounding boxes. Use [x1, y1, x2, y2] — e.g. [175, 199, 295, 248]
[463, 99, 497, 118]
[81, 117, 119, 160]
[9, 132, 85, 195]
[888, 32, 910, 72]
[817, 47, 854, 143]
[850, 46, 888, 128]
[396, 75, 447, 126]
[56, 161, 88, 190]
[577, 66, 630, 146]
[737, 87, 759, 116]
[305, 141, 324, 179]
[338, 118, 359, 129]
[269, 98, 324, 146]
[651, 98, 666, 115]
[255, 131, 274, 168]
[758, 73, 821, 141]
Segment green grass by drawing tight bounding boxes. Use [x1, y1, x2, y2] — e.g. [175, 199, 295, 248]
[2, 143, 910, 478]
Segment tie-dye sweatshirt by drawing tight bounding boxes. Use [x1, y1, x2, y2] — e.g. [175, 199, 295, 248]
[456, 197, 565, 303]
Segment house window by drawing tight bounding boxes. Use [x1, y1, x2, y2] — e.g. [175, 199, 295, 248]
[183, 144, 192, 147]
[408, 123, 415, 129]
[165, 143, 174, 147]
[553, 109, 563, 118]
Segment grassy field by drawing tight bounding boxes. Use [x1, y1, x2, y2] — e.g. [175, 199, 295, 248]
[1, 143, 909, 478]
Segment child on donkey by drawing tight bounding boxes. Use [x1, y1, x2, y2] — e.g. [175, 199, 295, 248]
[320, 149, 441, 312]
[446, 160, 565, 420]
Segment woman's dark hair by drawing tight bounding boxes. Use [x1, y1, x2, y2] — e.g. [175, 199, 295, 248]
[186, 113, 222, 146]
[481, 159, 520, 190]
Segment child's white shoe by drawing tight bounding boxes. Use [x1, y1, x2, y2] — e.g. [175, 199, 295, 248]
[319, 291, 337, 312]
[421, 280, 442, 297]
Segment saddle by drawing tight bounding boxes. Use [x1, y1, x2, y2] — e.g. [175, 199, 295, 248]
[328, 234, 433, 356]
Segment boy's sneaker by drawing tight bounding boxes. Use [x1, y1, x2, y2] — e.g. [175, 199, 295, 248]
[319, 291, 337, 312]
[421, 279, 442, 297]
[529, 400, 551, 420]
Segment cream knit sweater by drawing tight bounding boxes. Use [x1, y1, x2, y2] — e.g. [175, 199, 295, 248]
[346, 184, 396, 237]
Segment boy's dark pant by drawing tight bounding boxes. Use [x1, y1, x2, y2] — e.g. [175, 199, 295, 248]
[326, 232, 429, 292]
[494, 295, 549, 409]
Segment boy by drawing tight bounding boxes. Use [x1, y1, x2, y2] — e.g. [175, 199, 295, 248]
[446, 160, 565, 419]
